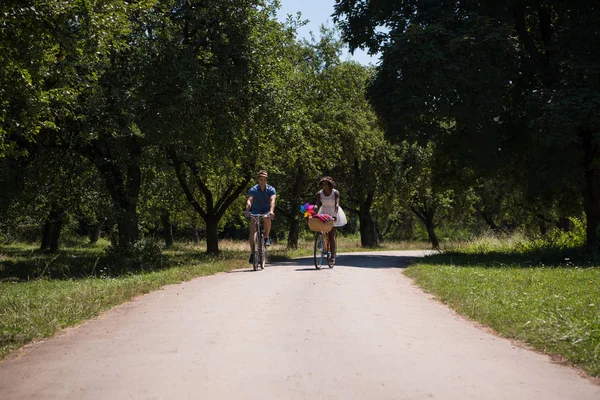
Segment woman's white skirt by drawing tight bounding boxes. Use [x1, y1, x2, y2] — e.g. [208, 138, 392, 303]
[318, 205, 347, 227]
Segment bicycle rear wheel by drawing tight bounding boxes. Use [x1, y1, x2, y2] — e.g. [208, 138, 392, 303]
[313, 232, 325, 269]
[328, 247, 336, 268]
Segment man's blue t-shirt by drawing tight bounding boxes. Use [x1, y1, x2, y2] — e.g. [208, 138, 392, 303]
[249, 184, 276, 213]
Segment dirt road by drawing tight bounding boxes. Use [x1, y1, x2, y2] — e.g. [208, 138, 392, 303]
[1, 250, 598, 399]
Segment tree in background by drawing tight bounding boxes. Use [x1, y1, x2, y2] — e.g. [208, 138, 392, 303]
[325, 62, 391, 247]
[139, 0, 295, 254]
[272, 26, 346, 249]
[1, 0, 158, 249]
[334, 0, 599, 245]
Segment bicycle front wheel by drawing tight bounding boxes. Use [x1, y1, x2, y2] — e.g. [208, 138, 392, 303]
[314, 232, 325, 269]
[260, 239, 266, 269]
[253, 232, 260, 271]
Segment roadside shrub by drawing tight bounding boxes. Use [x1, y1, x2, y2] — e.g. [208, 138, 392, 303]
[103, 237, 164, 274]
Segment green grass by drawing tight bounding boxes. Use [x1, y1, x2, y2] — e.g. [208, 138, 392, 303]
[405, 240, 600, 377]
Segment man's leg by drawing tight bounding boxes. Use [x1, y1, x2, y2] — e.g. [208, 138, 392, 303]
[263, 218, 272, 245]
[249, 220, 256, 262]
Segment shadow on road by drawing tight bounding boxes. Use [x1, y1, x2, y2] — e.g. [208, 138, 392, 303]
[226, 268, 259, 273]
[274, 253, 422, 270]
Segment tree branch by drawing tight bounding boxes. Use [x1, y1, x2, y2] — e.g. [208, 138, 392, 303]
[167, 149, 207, 220]
[187, 161, 214, 214]
[513, 1, 545, 68]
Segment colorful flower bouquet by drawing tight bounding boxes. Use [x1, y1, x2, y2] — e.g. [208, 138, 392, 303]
[299, 203, 332, 222]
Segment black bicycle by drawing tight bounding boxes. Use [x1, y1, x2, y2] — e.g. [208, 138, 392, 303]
[249, 213, 270, 271]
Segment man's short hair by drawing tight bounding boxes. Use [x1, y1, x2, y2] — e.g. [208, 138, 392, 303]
[257, 170, 268, 178]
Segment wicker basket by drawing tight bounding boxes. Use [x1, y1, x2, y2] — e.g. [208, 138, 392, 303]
[307, 217, 334, 233]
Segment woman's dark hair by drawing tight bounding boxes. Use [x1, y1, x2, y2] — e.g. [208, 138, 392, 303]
[319, 176, 336, 189]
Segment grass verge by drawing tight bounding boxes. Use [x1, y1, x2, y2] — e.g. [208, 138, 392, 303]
[404, 244, 600, 377]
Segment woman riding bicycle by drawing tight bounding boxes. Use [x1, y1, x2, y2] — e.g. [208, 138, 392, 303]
[314, 176, 347, 264]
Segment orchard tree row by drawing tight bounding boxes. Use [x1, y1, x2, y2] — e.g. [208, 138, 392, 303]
[1, 0, 594, 259]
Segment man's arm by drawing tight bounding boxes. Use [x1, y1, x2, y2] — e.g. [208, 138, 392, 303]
[269, 195, 276, 216]
[245, 196, 253, 216]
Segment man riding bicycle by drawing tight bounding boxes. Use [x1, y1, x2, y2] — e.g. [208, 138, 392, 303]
[244, 170, 276, 264]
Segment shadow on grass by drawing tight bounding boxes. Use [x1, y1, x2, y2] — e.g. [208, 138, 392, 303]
[0, 246, 253, 281]
[423, 245, 600, 268]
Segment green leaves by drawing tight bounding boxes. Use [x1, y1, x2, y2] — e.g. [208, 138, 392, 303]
[334, 0, 600, 244]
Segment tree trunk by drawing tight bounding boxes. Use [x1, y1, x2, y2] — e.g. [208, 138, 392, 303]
[539, 221, 549, 236]
[287, 215, 300, 249]
[169, 150, 252, 254]
[41, 219, 52, 250]
[376, 222, 384, 243]
[161, 212, 173, 249]
[40, 207, 65, 252]
[381, 219, 396, 238]
[89, 219, 104, 244]
[359, 204, 379, 248]
[583, 172, 600, 247]
[356, 187, 378, 247]
[476, 205, 503, 234]
[84, 139, 142, 247]
[286, 169, 306, 249]
[425, 220, 439, 250]
[49, 215, 64, 253]
[582, 132, 600, 247]
[411, 204, 439, 249]
[205, 216, 219, 254]
[557, 217, 572, 233]
[191, 215, 200, 243]
[116, 202, 139, 246]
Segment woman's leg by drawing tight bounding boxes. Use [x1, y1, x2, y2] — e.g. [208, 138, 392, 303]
[328, 227, 337, 261]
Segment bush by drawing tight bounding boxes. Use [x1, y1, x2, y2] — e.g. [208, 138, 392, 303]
[103, 237, 164, 274]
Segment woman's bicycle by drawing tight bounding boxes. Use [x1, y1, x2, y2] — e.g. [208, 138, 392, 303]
[249, 213, 270, 271]
[308, 217, 335, 269]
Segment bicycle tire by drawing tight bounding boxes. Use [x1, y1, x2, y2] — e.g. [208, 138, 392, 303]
[260, 243, 266, 269]
[328, 247, 336, 268]
[314, 232, 325, 269]
[253, 232, 260, 271]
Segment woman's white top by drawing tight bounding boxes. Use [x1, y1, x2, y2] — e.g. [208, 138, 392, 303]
[318, 189, 347, 227]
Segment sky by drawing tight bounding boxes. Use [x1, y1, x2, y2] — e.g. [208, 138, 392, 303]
[275, 0, 378, 66]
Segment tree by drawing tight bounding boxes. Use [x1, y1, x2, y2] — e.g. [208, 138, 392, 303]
[334, 1, 600, 245]
[271, 27, 346, 249]
[399, 142, 454, 249]
[324, 62, 390, 247]
[140, 0, 295, 254]
[0, 145, 109, 252]
[1, 1, 159, 247]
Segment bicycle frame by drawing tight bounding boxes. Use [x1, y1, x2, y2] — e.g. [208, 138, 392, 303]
[314, 230, 335, 269]
[250, 213, 269, 271]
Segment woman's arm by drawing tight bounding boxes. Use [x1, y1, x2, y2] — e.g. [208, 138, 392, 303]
[315, 190, 321, 207]
[333, 190, 340, 219]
